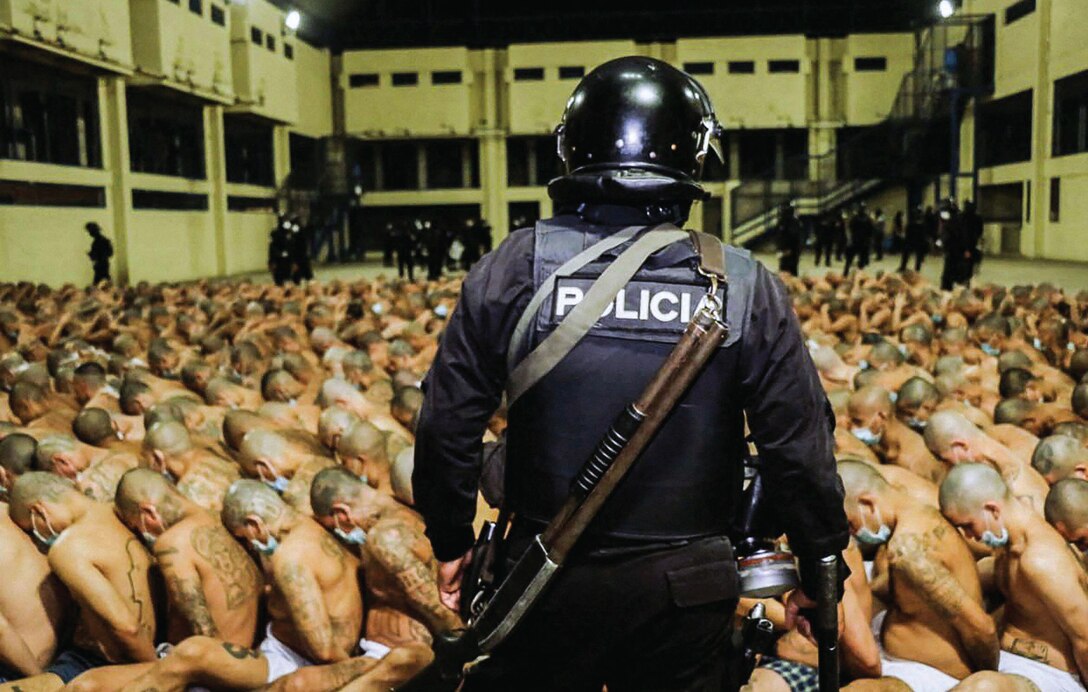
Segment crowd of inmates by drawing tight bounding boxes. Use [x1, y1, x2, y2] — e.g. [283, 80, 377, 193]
[0, 257, 1086, 691]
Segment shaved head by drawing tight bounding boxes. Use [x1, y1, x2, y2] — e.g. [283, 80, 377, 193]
[310, 466, 364, 518]
[0, 433, 37, 477]
[337, 421, 386, 462]
[221, 479, 287, 531]
[938, 462, 1009, 517]
[239, 429, 287, 465]
[1073, 384, 1088, 419]
[924, 410, 981, 455]
[993, 398, 1036, 426]
[72, 407, 116, 446]
[9, 472, 77, 524]
[837, 459, 888, 503]
[848, 386, 893, 418]
[391, 446, 414, 505]
[1032, 435, 1088, 483]
[222, 409, 269, 452]
[318, 407, 360, 450]
[144, 421, 192, 456]
[1044, 479, 1088, 539]
[115, 468, 183, 525]
[34, 435, 78, 473]
[897, 377, 939, 413]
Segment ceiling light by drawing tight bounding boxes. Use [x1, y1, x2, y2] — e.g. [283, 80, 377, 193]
[285, 9, 301, 31]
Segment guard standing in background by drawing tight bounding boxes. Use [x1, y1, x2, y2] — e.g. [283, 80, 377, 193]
[289, 217, 313, 283]
[414, 56, 849, 691]
[776, 202, 803, 276]
[940, 199, 969, 290]
[843, 203, 872, 274]
[86, 222, 113, 285]
[899, 205, 929, 273]
[268, 215, 292, 285]
[393, 220, 416, 282]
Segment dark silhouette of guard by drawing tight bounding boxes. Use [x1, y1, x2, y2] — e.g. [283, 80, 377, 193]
[414, 56, 849, 691]
[776, 202, 803, 276]
[289, 217, 313, 283]
[268, 215, 293, 286]
[86, 222, 113, 285]
[393, 220, 416, 282]
[898, 205, 929, 273]
[843, 203, 872, 274]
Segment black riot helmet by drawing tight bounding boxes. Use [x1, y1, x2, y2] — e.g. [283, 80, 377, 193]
[556, 56, 722, 183]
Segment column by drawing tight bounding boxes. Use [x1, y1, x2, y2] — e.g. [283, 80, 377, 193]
[478, 49, 509, 243]
[100, 76, 132, 284]
[1028, 0, 1052, 258]
[206, 105, 228, 276]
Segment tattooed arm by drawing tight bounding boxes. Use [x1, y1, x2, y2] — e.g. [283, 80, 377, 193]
[154, 540, 219, 638]
[49, 547, 157, 662]
[273, 560, 346, 663]
[889, 531, 998, 671]
[367, 521, 464, 635]
[1021, 553, 1088, 682]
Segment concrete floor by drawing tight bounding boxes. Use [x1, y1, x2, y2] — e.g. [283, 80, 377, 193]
[246, 250, 1088, 292]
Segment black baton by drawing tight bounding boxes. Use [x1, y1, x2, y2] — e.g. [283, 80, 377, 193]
[816, 554, 840, 692]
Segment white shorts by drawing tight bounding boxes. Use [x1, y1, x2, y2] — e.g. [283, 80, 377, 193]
[999, 650, 1086, 691]
[259, 625, 314, 683]
[257, 625, 393, 683]
[871, 610, 960, 691]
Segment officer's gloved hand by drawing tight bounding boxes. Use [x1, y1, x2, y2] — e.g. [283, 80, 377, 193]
[784, 590, 845, 645]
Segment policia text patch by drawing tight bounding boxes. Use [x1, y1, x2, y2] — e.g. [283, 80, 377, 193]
[542, 277, 726, 344]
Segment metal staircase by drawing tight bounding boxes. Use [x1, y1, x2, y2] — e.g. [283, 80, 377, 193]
[731, 12, 994, 248]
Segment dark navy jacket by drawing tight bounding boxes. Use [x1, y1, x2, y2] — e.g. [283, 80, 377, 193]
[414, 202, 848, 595]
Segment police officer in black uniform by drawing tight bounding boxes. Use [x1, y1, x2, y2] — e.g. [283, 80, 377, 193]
[267, 215, 292, 286]
[414, 56, 849, 691]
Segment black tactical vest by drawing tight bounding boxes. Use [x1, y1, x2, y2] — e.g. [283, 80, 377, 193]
[505, 214, 759, 541]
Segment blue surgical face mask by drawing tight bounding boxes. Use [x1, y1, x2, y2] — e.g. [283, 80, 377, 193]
[263, 475, 289, 494]
[334, 525, 367, 546]
[855, 506, 891, 545]
[981, 517, 1009, 549]
[858, 359, 870, 371]
[852, 426, 883, 446]
[897, 344, 910, 357]
[251, 533, 279, 557]
[980, 343, 1000, 357]
[906, 417, 928, 432]
[1033, 337, 1044, 351]
[30, 513, 62, 550]
[932, 314, 944, 325]
[889, 391, 899, 404]
[140, 517, 158, 548]
[372, 303, 384, 315]
[434, 304, 449, 318]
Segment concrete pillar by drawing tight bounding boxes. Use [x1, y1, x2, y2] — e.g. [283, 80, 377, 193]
[774, 131, 785, 180]
[478, 49, 509, 243]
[206, 106, 228, 276]
[100, 76, 132, 284]
[416, 142, 427, 190]
[1028, 0, 1052, 258]
[273, 125, 291, 188]
[461, 141, 473, 188]
[808, 125, 837, 182]
[728, 131, 741, 180]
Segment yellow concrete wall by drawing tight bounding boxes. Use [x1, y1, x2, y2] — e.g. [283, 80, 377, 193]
[224, 209, 274, 276]
[293, 40, 334, 138]
[126, 210, 218, 282]
[342, 47, 475, 137]
[677, 36, 808, 128]
[129, 0, 233, 100]
[841, 33, 914, 124]
[229, 0, 298, 123]
[1043, 155, 1088, 261]
[505, 41, 638, 134]
[0, 0, 133, 70]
